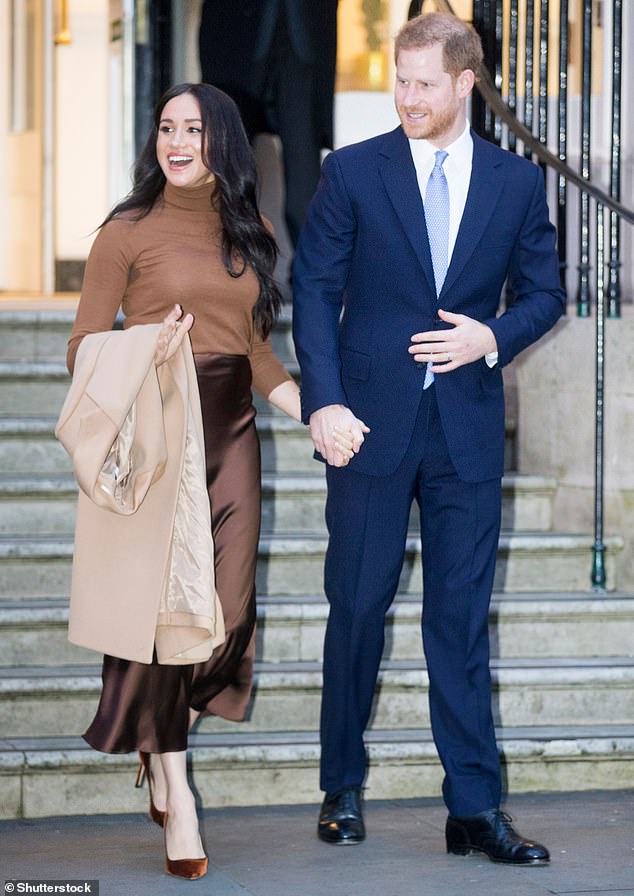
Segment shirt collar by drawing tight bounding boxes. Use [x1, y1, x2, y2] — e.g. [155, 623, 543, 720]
[408, 121, 473, 172]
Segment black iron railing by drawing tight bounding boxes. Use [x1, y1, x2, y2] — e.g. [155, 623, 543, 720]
[416, 0, 634, 591]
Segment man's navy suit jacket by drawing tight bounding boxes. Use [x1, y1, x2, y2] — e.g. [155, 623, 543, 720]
[292, 127, 566, 483]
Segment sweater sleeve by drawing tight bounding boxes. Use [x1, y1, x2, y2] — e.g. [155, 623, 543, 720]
[66, 219, 135, 374]
[241, 213, 292, 395]
[249, 330, 293, 398]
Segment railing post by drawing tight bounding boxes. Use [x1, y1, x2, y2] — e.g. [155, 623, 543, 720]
[483, 0, 496, 140]
[507, 0, 519, 153]
[522, 0, 534, 158]
[493, 0, 503, 145]
[576, 0, 593, 317]
[538, 0, 549, 150]
[607, 0, 622, 319]
[591, 202, 607, 590]
[557, 0, 569, 291]
[471, 0, 487, 135]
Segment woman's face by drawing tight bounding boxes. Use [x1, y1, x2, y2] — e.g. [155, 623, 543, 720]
[156, 93, 214, 190]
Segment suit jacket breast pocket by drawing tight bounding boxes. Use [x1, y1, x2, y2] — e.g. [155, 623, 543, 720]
[477, 213, 518, 250]
[477, 238, 515, 252]
[340, 347, 371, 382]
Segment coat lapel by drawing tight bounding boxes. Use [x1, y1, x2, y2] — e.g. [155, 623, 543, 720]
[378, 129, 506, 301]
[378, 128, 436, 295]
[440, 132, 504, 300]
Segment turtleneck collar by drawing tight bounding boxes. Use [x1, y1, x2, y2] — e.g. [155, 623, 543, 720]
[163, 180, 216, 213]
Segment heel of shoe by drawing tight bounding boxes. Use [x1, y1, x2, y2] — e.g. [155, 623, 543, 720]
[445, 817, 472, 856]
[135, 753, 148, 789]
[135, 751, 166, 828]
[447, 843, 472, 856]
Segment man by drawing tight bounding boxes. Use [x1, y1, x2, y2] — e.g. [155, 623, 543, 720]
[199, 0, 338, 247]
[292, 12, 565, 865]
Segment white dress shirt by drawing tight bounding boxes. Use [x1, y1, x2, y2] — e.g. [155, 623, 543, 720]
[409, 121, 473, 261]
[408, 122, 498, 366]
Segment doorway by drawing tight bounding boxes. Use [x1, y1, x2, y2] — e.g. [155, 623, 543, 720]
[1, 0, 47, 292]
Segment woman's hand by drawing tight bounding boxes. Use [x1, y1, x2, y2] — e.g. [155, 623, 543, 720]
[331, 425, 356, 466]
[155, 304, 194, 366]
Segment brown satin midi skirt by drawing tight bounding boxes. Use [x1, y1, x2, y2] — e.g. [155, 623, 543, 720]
[83, 354, 261, 754]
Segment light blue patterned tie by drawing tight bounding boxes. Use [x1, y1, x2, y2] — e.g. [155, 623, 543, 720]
[423, 149, 449, 389]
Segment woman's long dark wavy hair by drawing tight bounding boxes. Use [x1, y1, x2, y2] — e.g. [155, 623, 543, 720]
[102, 83, 282, 338]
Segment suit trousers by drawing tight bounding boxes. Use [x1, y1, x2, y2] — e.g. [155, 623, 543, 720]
[320, 383, 503, 817]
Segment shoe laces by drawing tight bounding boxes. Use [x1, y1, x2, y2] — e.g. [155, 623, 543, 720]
[326, 787, 362, 819]
[339, 789, 360, 812]
[491, 810, 520, 844]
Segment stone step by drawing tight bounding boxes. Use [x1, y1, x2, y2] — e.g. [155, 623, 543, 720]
[0, 412, 518, 478]
[260, 531, 624, 594]
[0, 310, 78, 363]
[0, 471, 557, 536]
[0, 307, 297, 414]
[0, 536, 74, 598]
[196, 657, 634, 734]
[0, 417, 73, 475]
[0, 473, 76, 535]
[2, 725, 634, 819]
[0, 599, 95, 666]
[258, 416, 318, 472]
[3, 657, 633, 739]
[0, 360, 303, 418]
[0, 414, 315, 475]
[0, 531, 622, 598]
[240, 471, 555, 533]
[5, 591, 633, 668]
[0, 362, 70, 416]
[265, 412, 518, 474]
[0, 308, 297, 366]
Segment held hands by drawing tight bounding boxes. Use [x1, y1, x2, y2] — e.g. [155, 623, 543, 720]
[408, 308, 497, 372]
[309, 405, 370, 468]
[155, 304, 194, 367]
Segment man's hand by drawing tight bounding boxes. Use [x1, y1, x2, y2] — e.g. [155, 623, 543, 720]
[155, 304, 194, 367]
[309, 405, 370, 467]
[408, 308, 497, 373]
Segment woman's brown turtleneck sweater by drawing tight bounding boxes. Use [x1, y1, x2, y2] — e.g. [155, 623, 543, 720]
[67, 181, 292, 397]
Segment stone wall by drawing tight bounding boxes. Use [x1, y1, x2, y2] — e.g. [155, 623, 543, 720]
[512, 305, 634, 591]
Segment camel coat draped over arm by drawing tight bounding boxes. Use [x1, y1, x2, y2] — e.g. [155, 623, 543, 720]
[55, 324, 225, 665]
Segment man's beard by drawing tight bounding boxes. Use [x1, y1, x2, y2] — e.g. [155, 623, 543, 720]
[398, 98, 461, 142]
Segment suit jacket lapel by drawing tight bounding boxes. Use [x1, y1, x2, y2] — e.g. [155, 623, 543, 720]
[440, 132, 504, 300]
[378, 129, 436, 295]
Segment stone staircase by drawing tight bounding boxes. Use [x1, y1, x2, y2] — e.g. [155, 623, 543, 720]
[0, 305, 633, 820]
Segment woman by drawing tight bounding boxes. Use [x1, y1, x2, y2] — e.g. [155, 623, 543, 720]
[67, 83, 353, 880]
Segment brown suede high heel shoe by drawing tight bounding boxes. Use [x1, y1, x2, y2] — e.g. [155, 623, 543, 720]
[163, 815, 208, 880]
[135, 751, 167, 828]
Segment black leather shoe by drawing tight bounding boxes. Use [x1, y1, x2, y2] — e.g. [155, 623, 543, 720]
[318, 787, 365, 844]
[446, 809, 550, 865]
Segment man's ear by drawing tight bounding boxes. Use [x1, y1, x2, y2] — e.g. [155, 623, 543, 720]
[456, 68, 476, 98]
